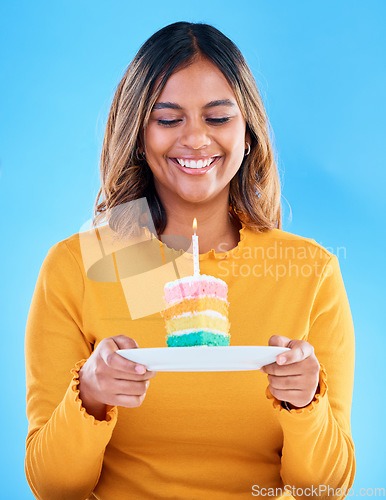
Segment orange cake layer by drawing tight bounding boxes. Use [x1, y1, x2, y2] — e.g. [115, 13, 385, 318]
[160, 297, 228, 320]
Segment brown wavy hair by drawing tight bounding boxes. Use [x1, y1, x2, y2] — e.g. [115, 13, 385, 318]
[93, 21, 282, 239]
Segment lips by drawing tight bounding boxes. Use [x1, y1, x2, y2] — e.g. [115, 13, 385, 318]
[169, 156, 221, 175]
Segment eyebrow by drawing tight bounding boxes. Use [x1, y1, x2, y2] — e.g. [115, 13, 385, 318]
[152, 99, 236, 110]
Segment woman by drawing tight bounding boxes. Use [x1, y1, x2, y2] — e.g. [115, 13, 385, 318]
[25, 22, 355, 499]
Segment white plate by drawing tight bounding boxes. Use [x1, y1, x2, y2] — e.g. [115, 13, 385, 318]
[117, 346, 290, 372]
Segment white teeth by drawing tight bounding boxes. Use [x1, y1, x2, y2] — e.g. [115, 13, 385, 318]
[176, 158, 216, 169]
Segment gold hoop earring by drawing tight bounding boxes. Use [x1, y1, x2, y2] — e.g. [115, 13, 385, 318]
[135, 147, 146, 161]
[244, 142, 251, 156]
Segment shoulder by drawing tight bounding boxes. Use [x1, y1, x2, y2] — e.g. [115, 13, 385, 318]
[241, 226, 335, 265]
[45, 224, 123, 278]
[265, 228, 332, 256]
[47, 223, 115, 261]
[41, 232, 84, 277]
[47, 232, 81, 259]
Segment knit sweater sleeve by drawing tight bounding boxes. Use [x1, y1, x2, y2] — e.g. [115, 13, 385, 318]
[25, 239, 118, 500]
[266, 254, 355, 499]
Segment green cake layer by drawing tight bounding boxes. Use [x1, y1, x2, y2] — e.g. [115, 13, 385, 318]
[166, 331, 230, 347]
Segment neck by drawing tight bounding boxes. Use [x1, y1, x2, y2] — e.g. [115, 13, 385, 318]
[158, 189, 241, 254]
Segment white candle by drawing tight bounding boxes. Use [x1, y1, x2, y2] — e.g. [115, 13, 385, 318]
[192, 218, 200, 276]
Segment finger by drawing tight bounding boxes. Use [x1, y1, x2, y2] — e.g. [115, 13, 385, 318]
[144, 369, 158, 380]
[261, 362, 302, 376]
[268, 335, 291, 348]
[113, 335, 140, 350]
[268, 387, 301, 403]
[104, 393, 147, 408]
[110, 379, 150, 397]
[268, 385, 317, 409]
[98, 365, 158, 382]
[112, 336, 150, 374]
[277, 340, 314, 366]
[99, 338, 146, 374]
[267, 374, 304, 391]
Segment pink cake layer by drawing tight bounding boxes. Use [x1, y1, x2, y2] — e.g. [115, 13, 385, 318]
[164, 275, 228, 303]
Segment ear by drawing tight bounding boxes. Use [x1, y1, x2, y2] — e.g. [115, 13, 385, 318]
[136, 135, 144, 154]
[245, 127, 252, 148]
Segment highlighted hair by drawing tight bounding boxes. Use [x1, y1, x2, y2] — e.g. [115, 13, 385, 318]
[93, 22, 282, 238]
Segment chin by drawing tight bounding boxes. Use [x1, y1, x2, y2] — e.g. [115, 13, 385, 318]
[178, 189, 214, 204]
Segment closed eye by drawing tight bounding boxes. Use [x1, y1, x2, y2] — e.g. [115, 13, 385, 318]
[157, 117, 231, 127]
[157, 119, 181, 127]
[206, 117, 231, 125]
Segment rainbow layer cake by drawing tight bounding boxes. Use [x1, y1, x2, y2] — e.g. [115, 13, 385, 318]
[161, 274, 230, 347]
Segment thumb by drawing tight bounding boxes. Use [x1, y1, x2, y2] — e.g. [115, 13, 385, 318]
[268, 335, 291, 348]
[112, 335, 140, 350]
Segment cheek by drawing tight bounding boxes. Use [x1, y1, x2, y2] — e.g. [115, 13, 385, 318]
[221, 124, 246, 153]
[218, 127, 246, 178]
[144, 128, 160, 155]
[222, 137, 246, 167]
[145, 126, 174, 156]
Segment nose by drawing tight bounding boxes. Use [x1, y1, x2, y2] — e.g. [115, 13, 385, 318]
[179, 118, 211, 150]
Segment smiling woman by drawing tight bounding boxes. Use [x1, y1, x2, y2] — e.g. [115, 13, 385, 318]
[25, 21, 355, 500]
[93, 22, 281, 244]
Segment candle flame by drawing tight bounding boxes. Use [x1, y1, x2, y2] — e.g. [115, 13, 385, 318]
[193, 218, 197, 232]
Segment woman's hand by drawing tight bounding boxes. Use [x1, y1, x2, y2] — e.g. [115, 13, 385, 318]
[78, 335, 157, 420]
[261, 335, 320, 409]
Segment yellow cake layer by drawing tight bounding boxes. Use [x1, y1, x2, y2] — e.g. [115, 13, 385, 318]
[165, 314, 229, 335]
[161, 297, 228, 320]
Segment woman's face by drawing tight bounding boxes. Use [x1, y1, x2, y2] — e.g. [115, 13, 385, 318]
[143, 57, 249, 206]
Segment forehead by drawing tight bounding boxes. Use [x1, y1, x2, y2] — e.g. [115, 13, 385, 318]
[155, 57, 237, 105]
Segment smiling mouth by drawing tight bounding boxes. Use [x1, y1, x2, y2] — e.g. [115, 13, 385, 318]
[170, 157, 220, 169]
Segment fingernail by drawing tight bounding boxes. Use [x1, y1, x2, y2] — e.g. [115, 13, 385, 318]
[277, 356, 286, 365]
[135, 365, 146, 374]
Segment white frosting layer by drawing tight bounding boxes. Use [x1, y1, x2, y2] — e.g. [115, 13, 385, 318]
[164, 273, 227, 289]
[168, 328, 229, 337]
[173, 310, 227, 321]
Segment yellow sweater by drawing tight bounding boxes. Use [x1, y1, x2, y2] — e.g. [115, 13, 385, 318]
[25, 223, 355, 500]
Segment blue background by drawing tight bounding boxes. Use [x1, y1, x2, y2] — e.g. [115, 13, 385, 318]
[1, 0, 385, 497]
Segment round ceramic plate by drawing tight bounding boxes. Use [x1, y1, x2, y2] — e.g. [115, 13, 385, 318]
[116, 346, 290, 372]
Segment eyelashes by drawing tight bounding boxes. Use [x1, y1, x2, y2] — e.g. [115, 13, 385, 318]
[157, 117, 231, 127]
[157, 120, 180, 126]
[208, 117, 230, 124]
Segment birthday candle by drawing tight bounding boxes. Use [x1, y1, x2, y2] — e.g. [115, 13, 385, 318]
[192, 218, 200, 276]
